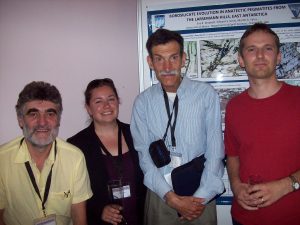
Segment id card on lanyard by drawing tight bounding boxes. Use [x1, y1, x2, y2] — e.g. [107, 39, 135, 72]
[162, 90, 182, 185]
[163, 90, 182, 169]
[100, 122, 132, 197]
[21, 138, 57, 222]
[33, 214, 56, 225]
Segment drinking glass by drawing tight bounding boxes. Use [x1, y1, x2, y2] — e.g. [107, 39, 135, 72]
[107, 180, 128, 225]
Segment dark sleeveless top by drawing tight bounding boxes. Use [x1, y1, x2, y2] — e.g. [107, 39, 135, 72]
[67, 121, 145, 225]
[104, 151, 139, 225]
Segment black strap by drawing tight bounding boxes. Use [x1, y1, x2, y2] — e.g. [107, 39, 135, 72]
[162, 89, 179, 147]
[23, 140, 57, 217]
[98, 122, 123, 179]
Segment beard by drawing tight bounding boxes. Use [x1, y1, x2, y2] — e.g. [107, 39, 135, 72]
[23, 124, 59, 151]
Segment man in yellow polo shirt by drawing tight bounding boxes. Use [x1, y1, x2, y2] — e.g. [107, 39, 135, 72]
[0, 81, 93, 225]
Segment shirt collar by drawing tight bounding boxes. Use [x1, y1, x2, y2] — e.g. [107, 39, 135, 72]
[14, 138, 56, 164]
[167, 76, 190, 98]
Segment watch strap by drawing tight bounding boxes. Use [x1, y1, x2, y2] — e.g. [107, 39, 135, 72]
[289, 175, 299, 191]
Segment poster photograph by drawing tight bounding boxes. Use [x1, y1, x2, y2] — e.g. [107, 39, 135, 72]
[199, 38, 241, 81]
[212, 82, 249, 128]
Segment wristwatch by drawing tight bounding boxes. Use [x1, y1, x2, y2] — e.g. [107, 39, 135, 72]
[289, 175, 300, 191]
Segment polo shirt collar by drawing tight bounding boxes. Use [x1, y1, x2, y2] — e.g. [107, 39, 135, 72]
[14, 138, 56, 164]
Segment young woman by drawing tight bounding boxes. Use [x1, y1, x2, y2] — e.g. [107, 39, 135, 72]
[67, 78, 145, 225]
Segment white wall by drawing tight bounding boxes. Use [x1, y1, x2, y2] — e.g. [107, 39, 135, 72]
[0, 0, 139, 143]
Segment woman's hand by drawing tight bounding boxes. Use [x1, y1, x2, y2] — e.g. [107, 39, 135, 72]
[101, 204, 123, 225]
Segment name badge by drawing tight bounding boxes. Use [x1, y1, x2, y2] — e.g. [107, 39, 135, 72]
[33, 214, 56, 225]
[123, 185, 131, 198]
[170, 152, 182, 168]
[164, 173, 172, 186]
[112, 184, 131, 199]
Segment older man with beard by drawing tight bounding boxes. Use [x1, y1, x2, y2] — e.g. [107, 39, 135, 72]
[0, 81, 92, 225]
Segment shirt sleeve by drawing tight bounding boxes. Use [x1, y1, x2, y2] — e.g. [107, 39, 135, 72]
[193, 88, 225, 203]
[72, 154, 93, 204]
[130, 95, 172, 200]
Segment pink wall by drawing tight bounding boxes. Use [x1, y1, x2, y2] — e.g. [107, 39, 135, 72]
[0, 0, 139, 143]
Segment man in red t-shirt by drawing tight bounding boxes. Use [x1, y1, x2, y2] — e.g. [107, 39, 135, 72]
[225, 23, 300, 225]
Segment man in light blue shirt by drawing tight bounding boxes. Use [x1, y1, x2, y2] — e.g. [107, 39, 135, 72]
[131, 29, 224, 225]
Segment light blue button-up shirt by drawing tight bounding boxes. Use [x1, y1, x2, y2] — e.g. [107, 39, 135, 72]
[130, 77, 224, 203]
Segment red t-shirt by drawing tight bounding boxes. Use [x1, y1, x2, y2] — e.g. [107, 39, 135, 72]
[225, 82, 300, 225]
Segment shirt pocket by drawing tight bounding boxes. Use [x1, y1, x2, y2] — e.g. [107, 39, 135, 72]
[47, 191, 72, 218]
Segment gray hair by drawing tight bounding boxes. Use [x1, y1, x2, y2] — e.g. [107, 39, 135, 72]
[15, 81, 63, 117]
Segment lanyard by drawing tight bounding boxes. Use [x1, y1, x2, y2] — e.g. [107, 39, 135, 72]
[98, 123, 123, 179]
[162, 89, 179, 147]
[22, 139, 57, 217]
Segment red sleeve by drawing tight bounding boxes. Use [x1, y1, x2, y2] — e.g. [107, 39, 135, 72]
[224, 101, 239, 156]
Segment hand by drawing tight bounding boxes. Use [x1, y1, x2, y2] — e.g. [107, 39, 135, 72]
[232, 182, 258, 210]
[165, 191, 205, 221]
[177, 196, 205, 221]
[248, 178, 291, 208]
[101, 204, 123, 225]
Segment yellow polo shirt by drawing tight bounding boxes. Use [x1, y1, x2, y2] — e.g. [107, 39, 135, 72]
[0, 136, 93, 225]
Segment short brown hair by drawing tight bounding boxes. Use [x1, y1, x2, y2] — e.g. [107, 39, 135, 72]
[239, 23, 280, 56]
